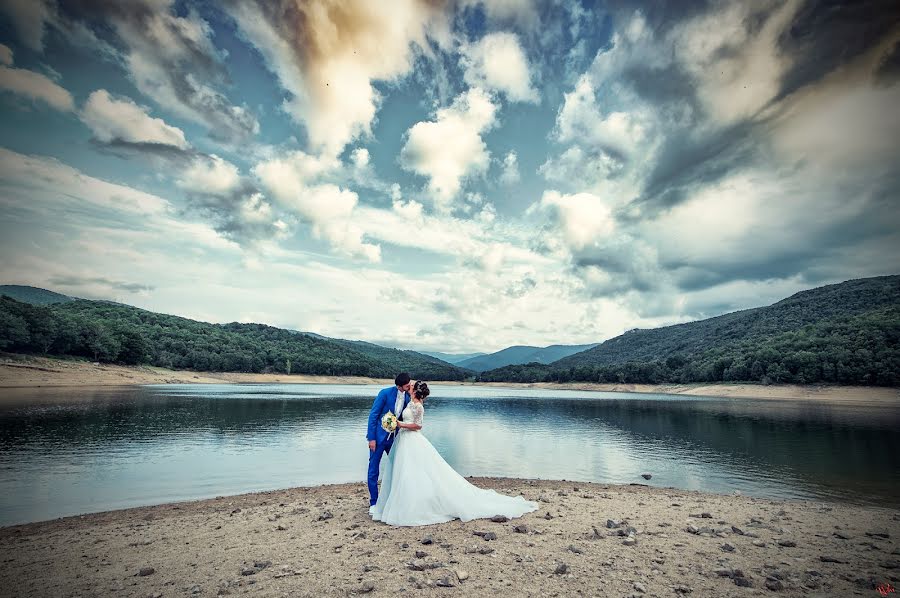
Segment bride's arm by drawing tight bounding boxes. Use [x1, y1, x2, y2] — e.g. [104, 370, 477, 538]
[397, 403, 423, 430]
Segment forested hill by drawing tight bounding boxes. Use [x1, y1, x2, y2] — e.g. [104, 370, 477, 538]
[0, 296, 471, 380]
[478, 275, 900, 386]
[0, 285, 74, 305]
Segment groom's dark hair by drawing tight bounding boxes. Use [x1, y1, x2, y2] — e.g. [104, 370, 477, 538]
[395, 372, 411, 387]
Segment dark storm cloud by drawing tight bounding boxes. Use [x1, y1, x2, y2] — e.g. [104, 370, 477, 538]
[875, 38, 900, 85]
[630, 120, 763, 216]
[48, 276, 154, 294]
[57, 0, 258, 142]
[179, 180, 285, 246]
[775, 0, 900, 100]
[88, 138, 193, 160]
[597, 0, 900, 217]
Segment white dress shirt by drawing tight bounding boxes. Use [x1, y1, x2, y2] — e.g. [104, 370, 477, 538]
[394, 389, 405, 419]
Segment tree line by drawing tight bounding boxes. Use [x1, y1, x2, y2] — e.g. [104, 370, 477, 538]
[0, 296, 470, 380]
[477, 307, 900, 386]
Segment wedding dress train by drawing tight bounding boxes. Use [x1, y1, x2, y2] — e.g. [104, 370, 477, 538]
[369, 401, 537, 526]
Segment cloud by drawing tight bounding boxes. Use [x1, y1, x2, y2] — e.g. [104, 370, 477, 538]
[0, 147, 169, 216]
[48, 275, 154, 294]
[0, 64, 74, 111]
[529, 190, 615, 251]
[176, 154, 241, 195]
[81, 89, 189, 149]
[555, 75, 650, 159]
[460, 0, 539, 29]
[0, 44, 12, 66]
[253, 150, 380, 261]
[57, 0, 258, 142]
[225, 0, 450, 156]
[400, 87, 498, 209]
[0, 0, 50, 51]
[499, 151, 520, 185]
[461, 32, 538, 103]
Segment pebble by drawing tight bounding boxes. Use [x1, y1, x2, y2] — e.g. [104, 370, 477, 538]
[776, 539, 796, 547]
[358, 581, 375, 593]
[721, 542, 735, 552]
[734, 577, 753, 587]
[623, 536, 637, 546]
[415, 551, 428, 559]
[138, 566, 155, 576]
[491, 515, 509, 523]
[513, 524, 528, 534]
[317, 510, 333, 521]
[607, 519, 623, 529]
[554, 563, 569, 575]
[455, 570, 469, 581]
[633, 581, 647, 593]
[819, 555, 846, 563]
[421, 535, 433, 545]
[765, 578, 785, 591]
[567, 544, 583, 554]
[436, 575, 457, 587]
[752, 540, 767, 547]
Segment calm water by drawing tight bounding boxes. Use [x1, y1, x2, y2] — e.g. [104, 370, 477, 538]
[0, 384, 898, 526]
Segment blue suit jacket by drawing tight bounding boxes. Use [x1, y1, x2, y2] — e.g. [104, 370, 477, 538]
[367, 385, 410, 444]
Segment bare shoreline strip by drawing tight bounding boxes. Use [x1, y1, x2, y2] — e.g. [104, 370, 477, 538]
[1, 477, 897, 597]
[1, 355, 898, 406]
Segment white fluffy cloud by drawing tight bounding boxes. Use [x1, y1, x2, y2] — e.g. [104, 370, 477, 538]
[176, 155, 241, 195]
[0, 64, 74, 112]
[530, 190, 616, 251]
[499, 151, 520, 185]
[400, 88, 498, 209]
[81, 90, 189, 149]
[556, 75, 650, 158]
[461, 32, 538, 103]
[253, 151, 380, 261]
[227, 0, 449, 156]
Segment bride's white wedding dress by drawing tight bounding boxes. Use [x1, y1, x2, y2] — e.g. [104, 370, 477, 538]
[369, 401, 537, 526]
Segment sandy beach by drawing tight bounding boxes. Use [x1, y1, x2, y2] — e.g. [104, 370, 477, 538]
[1, 478, 897, 597]
[2, 355, 898, 406]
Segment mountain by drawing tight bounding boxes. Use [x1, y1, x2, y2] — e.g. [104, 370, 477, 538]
[0, 292, 471, 380]
[458, 343, 600, 372]
[0, 285, 75, 305]
[328, 339, 474, 380]
[478, 275, 900, 386]
[419, 350, 486, 364]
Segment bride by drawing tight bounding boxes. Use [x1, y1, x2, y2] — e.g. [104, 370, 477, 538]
[369, 381, 537, 526]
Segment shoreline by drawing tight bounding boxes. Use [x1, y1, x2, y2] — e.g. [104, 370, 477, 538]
[2, 354, 898, 405]
[1, 478, 897, 596]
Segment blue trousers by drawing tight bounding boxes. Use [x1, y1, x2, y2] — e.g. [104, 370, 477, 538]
[367, 438, 394, 505]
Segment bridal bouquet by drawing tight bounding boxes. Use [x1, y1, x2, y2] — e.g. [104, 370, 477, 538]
[381, 411, 398, 436]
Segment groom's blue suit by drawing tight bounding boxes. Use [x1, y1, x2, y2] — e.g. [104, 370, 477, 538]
[366, 386, 411, 505]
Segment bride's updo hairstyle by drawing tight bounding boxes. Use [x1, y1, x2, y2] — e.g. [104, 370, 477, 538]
[413, 380, 430, 401]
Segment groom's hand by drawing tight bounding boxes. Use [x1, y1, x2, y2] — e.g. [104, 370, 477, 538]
[368, 440, 376, 452]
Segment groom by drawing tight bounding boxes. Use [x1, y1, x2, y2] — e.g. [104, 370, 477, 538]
[366, 372, 412, 506]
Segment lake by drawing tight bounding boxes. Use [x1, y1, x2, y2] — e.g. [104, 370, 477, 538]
[0, 383, 898, 526]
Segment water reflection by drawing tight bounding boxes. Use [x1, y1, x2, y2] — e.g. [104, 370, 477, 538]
[0, 384, 897, 526]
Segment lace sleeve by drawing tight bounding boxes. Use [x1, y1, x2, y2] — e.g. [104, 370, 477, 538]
[412, 402, 424, 427]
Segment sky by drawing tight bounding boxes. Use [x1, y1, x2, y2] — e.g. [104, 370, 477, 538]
[0, 0, 898, 354]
